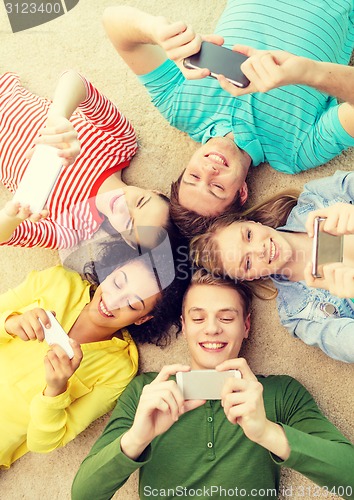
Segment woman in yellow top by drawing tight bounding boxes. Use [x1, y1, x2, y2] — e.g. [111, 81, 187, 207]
[0, 237, 188, 467]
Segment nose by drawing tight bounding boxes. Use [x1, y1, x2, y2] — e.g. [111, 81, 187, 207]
[205, 317, 222, 336]
[102, 290, 122, 312]
[202, 162, 219, 175]
[250, 242, 266, 261]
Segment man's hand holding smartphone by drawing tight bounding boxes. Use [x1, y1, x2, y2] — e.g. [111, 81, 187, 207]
[216, 45, 307, 98]
[120, 364, 205, 461]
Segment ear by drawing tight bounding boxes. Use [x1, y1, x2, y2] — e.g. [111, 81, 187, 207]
[134, 314, 153, 326]
[239, 182, 248, 206]
[181, 315, 186, 338]
[243, 313, 251, 339]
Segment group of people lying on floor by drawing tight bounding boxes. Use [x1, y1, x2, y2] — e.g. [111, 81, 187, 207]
[1, 1, 354, 498]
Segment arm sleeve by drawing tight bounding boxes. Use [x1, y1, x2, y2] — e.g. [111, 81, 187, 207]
[0, 218, 81, 249]
[281, 309, 354, 363]
[71, 375, 150, 500]
[295, 105, 354, 171]
[0, 269, 39, 342]
[27, 376, 131, 454]
[274, 377, 354, 497]
[301, 169, 354, 202]
[77, 75, 137, 156]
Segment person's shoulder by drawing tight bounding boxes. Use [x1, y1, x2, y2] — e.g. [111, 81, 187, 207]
[257, 374, 306, 395]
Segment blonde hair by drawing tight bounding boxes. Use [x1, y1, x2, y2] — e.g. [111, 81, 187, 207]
[189, 191, 300, 300]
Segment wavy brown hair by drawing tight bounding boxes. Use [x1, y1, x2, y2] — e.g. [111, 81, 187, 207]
[170, 171, 244, 240]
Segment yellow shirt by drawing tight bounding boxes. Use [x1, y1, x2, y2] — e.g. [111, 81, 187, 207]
[0, 265, 138, 468]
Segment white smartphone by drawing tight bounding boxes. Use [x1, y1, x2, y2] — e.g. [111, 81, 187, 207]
[39, 310, 74, 359]
[176, 369, 241, 400]
[13, 144, 63, 213]
[183, 41, 250, 88]
[312, 217, 344, 278]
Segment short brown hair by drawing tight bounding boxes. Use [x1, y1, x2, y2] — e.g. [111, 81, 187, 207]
[182, 268, 252, 319]
[169, 171, 244, 239]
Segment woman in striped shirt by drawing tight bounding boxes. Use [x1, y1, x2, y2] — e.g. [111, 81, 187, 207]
[0, 70, 172, 249]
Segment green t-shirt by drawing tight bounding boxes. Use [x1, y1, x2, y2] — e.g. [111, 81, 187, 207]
[72, 373, 354, 500]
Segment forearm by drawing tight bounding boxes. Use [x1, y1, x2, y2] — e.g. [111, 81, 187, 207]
[281, 424, 354, 495]
[303, 60, 354, 105]
[72, 436, 146, 500]
[102, 6, 167, 75]
[48, 70, 87, 119]
[103, 6, 159, 50]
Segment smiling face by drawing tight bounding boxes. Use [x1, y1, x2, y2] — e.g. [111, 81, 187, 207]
[215, 221, 294, 280]
[181, 284, 250, 370]
[178, 137, 250, 216]
[89, 258, 162, 332]
[104, 186, 170, 247]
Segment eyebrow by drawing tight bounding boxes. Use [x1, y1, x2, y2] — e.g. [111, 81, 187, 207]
[188, 307, 239, 314]
[139, 196, 151, 210]
[182, 179, 226, 201]
[122, 270, 145, 308]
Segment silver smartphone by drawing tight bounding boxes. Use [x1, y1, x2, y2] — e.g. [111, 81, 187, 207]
[183, 41, 250, 88]
[39, 311, 74, 359]
[13, 144, 63, 213]
[312, 217, 344, 278]
[176, 369, 241, 400]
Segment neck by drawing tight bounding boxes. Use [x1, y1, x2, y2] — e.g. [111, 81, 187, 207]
[68, 306, 123, 344]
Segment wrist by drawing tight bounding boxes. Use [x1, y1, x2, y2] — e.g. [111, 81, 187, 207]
[120, 428, 151, 461]
[43, 383, 67, 398]
[299, 58, 324, 88]
[254, 420, 290, 460]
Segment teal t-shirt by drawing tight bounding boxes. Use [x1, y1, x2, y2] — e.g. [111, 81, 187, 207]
[138, 0, 354, 173]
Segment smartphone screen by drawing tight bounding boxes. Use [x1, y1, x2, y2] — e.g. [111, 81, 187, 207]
[312, 217, 344, 277]
[183, 41, 250, 88]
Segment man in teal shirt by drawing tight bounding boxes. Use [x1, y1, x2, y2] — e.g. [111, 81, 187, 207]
[72, 270, 354, 500]
[103, 1, 354, 235]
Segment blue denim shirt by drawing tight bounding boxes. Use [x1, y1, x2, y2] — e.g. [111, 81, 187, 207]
[271, 171, 354, 362]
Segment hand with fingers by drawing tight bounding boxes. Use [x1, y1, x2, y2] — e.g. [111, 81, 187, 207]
[120, 364, 205, 460]
[218, 358, 290, 460]
[43, 340, 83, 397]
[26, 114, 80, 168]
[216, 45, 312, 97]
[152, 16, 224, 80]
[0, 199, 49, 243]
[4, 308, 54, 342]
[306, 202, 354, 238]
[304, 261, 354, 298]
[3, 199, 49, 223]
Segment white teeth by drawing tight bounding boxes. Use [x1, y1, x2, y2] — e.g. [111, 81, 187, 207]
[201, 342, 225, 349]
[100, 300, 114, 317]
[269, 240, 276, 262]
[207, 154, 226, 165]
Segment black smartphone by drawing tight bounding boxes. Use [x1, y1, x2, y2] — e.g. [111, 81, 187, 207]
[183, 41, 250, 88]
[312, 217, 344, 278]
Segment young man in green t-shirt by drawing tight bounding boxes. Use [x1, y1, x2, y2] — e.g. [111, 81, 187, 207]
[72, 269, 354, 500]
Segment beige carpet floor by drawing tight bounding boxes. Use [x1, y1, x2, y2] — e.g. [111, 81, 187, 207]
[0, 1, 353, 498]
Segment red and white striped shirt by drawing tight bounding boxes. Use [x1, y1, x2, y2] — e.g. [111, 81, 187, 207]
[0, 72, 138, 248]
